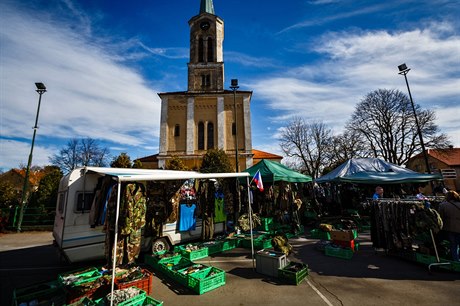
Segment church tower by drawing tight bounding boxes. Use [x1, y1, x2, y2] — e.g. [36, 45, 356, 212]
[157, 0, 253, 170]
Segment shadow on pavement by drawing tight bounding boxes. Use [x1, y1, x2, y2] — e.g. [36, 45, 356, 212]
[290, 234, 460, 282]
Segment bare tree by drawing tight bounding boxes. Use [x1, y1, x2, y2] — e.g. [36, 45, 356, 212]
[279, 117, 333, 178]
[346, 89, 451, 165]
[50, 138, 110, 173]
[326, 130, 371, 173]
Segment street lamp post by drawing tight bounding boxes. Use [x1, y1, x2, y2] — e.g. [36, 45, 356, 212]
[230, 79, 240, 229]
[17, 82, 47, 232]
[230, 79, 240, 172]
[397, 64, 431, 175]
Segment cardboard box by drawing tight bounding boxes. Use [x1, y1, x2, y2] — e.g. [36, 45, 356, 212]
[330, 230, 354, 242]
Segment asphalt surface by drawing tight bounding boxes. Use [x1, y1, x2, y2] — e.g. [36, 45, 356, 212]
[1, 230, 459, 306]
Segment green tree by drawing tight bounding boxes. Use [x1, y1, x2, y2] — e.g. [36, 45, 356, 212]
[111, 153, 132, 168]
[200, 149, 233, 173]
[166, 156, 189, 170]
[33, 166, 62, 209]
[132, 159, 143, 169]
[0, 181, 20, 209]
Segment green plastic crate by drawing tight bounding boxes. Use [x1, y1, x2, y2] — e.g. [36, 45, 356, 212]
[13, 280, 66, 306]
[324, 245, 353, 260]
[142, 296, 164, 306]
[160, 257, 194, 278]
[278, 262, 309, 285]
[203, 241, 224, 255]
[179, 245, 209, 260]
[188, 267, 226, 295]
[310, 229, 331, 240]
[222, 239, 239, 251]
[176, 265, 212, 287]
[59, 267, 101, 287]
[107, 287, 146, 306]
[145, 253, 182, 270]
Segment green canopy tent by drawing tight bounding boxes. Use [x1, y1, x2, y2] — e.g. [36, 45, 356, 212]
[315, 158, 442, 184]
[242, 159, 313, 183]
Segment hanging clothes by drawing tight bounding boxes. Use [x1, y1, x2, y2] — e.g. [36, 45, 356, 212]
[214, 191, 226, 223]
[179, 203, 197, 231]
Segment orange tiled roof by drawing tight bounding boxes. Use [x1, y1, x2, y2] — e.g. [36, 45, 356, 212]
[252, 149, 283, 160]
[426, 148, 460, 166]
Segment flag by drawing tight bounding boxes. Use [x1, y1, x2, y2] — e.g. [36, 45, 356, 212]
[252, 170, 264, 192]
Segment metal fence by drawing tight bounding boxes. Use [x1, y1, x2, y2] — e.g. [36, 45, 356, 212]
[10, 206, 55, 230]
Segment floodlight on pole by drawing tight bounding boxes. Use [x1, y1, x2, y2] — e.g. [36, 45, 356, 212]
[398, 64, 431, 175]
[17, 82, 47, 232]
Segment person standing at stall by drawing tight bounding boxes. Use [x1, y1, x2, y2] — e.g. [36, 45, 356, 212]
[373, 186, 384, 200]
[438, 191, 460, 262]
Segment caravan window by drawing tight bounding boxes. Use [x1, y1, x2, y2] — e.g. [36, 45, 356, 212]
[75, 192, 94, 212]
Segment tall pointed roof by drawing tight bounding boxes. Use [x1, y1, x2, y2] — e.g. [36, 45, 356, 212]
[200, 0, 215, 15]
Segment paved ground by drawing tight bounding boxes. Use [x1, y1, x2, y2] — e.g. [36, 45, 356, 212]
[1, 231, 459, 306]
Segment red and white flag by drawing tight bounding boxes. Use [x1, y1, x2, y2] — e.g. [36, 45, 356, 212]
[253, 170, 264, 192]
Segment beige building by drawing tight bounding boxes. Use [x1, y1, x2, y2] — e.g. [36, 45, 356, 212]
[156, 0, 253, 171]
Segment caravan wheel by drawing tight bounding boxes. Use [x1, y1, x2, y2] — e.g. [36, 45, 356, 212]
[152, 237, 170, 253]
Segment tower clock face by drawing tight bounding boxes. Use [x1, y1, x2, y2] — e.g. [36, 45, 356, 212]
[200, 21, 210, 30]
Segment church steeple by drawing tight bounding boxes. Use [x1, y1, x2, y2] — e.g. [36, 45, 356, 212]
[188, 0, 224, 92]
[200, 0, 215, 15]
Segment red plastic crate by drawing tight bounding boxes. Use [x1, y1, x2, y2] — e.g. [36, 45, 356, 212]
[115, 269, 153, 296]
[332, 239, 355, 251]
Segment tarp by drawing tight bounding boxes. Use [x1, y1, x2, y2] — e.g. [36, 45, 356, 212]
[82, 167, 253, 305]
[242, 159, 313, 183]
[315, 158, 442, 184]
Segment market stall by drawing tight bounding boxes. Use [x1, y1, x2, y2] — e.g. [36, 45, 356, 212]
[241, 159, 313, 235]
[83, 167, 252, 305]
[315, 158, 441, 184]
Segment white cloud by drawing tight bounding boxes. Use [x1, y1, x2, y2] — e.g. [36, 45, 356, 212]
[252, 22, 460, 147]
[0, 2, 161, 169]
[0, 139, 57, 170]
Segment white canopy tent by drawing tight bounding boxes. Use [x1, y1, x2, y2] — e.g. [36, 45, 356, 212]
[82, 167, 253, 303]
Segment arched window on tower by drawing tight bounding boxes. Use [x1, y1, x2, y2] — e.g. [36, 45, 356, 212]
[207, 37, 214, 62]
[198, 122, 205, 150]
[207, 122, 214, 149]
[198, 37, 204, 62]
[174, 124, 180, 137]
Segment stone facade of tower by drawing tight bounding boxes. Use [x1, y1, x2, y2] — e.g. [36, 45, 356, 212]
[157, 1, 253, 171]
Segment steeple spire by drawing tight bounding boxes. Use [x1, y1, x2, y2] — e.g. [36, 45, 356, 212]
[200, 0, 215, 15]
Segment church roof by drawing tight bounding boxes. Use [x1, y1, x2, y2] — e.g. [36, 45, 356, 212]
[200, 0, 215, 15]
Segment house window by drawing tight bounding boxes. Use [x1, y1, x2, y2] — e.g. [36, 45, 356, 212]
[207, 122, 214, 149]
[174, 124, 180, 137]
[207, 37, 214, 62]
[232, 122, 236, 135]
[198, 122, 205, 150]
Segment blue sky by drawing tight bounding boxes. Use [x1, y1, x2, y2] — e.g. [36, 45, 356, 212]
[1, 0, 459, 172]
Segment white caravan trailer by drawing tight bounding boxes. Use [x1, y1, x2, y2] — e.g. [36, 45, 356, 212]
[53, 167, 251, 263]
